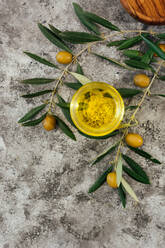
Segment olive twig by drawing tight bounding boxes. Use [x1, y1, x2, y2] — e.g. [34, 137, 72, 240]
[113, 60, 163, 170]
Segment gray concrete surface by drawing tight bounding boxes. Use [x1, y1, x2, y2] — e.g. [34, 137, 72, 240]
[0, 0, 165, 247]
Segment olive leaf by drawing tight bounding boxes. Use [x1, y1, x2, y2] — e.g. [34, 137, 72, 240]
[152, 94, 165, 97]
[116, 154, 123, 187]
[59, 31, 103, 43]
[117, 88, 142, 98]
[48, 24, 62, 39]
[21, 78, 55, 85]
[90, 142, 118, 166]
[107, 40, 127, 47]
[124, 59, 152, 70]
[18, 104, 47, 123]
[54, 115, 76, 141]
[24, 51, 58, 68]
[22, 113, 47, 126]
[57, 94, 75, 126]
[92, 53, 132, 70]
[122, 154, 150, 182]
[123, 50, 142, 60]
[84, 11, 120, 31]
[56, 102, 70, 108]
[88, 166, 113, 193]
[118, 36, 142, 50]
[141, 34, 165, 61]
[70, 72, 92, 84]
[128, 146, 161, 164]
[38, 23, 73, 54]
[121, 178, 139, 202]
[158, 75, 165, 81]
[141, 49, 154, 65]
[157, 33, 165, 39]
[125, 105, 138, 110]
[76, 63, 84, 75]
[21, 90, 52, 98]
[118, 184, 126, 208]
[123, 165, 150, 184]
[64, 82, 82, 90]
[73, 3, 100, 35]
[76, 63, 84, 84]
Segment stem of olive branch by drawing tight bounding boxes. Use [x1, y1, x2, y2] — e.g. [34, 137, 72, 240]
[47, 46, 93, 113]
[114, 60, 164, 168]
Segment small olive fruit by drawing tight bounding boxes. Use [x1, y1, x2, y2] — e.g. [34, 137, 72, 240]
[154, 44, 165, 57]
[56, 51, 72, 64]
[134, 74, 150, 88]
[106, 172, 118, 188]
[42, 114, 56, 131]
[125, 133, 143, 148]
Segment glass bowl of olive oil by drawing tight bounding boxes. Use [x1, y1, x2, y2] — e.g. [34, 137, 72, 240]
[70, 82, 125, 137]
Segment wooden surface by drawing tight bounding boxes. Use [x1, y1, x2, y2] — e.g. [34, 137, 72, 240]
[120, 0, 165, 25]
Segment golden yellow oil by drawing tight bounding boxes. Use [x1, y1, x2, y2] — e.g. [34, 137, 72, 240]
[76, 88, 116, 130]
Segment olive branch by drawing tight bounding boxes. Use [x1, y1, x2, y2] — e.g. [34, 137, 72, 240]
[18, 3, 165, 207]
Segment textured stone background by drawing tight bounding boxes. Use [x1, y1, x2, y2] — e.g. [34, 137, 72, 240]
[0, 0, 165, 247]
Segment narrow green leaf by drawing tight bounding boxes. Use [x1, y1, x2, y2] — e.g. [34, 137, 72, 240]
[56, 102, 70, 108]
[121, 178, 139, 202]
[57, 94, 75, 126]
[21, 90, 52, 98]
[116, 154, 123, 187]
[141, 34, 165, 61]
[24, 51, 58, 68]
[152, 94, 165, 97]
[88, 166, 113, 193]
[38, 23, 72, 54]
[21, 78, 55, 85]
[118, 184, 126, 208]
[125, 105, 138, 110]
[48, 24, 61, 38]
[90, 142, 118, 166]
[64, 82, 82, 90]
[157, 33, 165, 39]
[59, 31, 103, 44]
[73, 3, 100, 35]
[124, 59, 152, 70]
[84, 11, 120, 31]
[123, 166, 150, 184]
[78, 129, 119, 139]
[141, 49, 154, 64]
[107, 40, 127, 47]
[128, 146, 161, 164]
[122, 154, 149, 182]
[22, 113, 47, 126]
[18, 104, 46, 123]
[70, 72, 92, 84]
[118, 36, 142, 50]
[55, 115, 76, 141]
[158, 75, 165, 81]
[76, 63, 84, 75]
[76, 63, 84, 84]
[117, 88, 142, 98]
[123, 50, 142, 60]
[92, 53, 132, 70]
